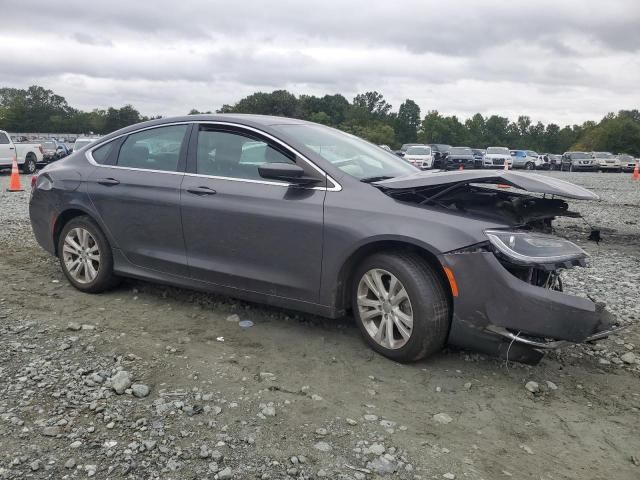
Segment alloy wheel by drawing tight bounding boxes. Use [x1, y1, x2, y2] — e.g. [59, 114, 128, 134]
[62, 227, 100, 284]
[357, 268, 414, 349]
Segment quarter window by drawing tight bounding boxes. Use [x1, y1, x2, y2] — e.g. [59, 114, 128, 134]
[196, 128, 295, 180]
[91, 142, 115, 164]
[0, 133, 10, 144]
[117, 125, 187, 172]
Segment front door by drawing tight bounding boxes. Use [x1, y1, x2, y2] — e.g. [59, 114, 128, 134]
[86, 124, 191, 276]
[181, 124, 326, 303]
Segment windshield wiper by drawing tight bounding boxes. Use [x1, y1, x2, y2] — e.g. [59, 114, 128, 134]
[360, 175, 395, 183]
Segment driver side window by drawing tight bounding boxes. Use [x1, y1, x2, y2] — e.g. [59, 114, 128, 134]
[196, 128, 295, 180]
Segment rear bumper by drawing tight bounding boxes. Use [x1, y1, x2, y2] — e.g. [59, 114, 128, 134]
[443, 251, 616, 360]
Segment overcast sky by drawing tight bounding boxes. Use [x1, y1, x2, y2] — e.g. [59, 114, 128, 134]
[2, 0, 639, 125]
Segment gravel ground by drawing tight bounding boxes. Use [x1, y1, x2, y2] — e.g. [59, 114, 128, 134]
[0, 170, 638, 480]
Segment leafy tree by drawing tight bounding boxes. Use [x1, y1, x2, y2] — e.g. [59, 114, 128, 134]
[395, 99, 421, 144]
[352, 91, 392, 119]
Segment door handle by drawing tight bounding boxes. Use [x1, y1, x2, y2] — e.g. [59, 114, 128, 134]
[187, 186, 217, 196]
[97, 178, 120, 186]
[8, 147, 15, 150]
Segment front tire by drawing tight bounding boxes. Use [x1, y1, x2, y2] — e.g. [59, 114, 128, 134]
[524, 162, 534, 170]
[352, 252, 451, 362]
[58, 216, 120, 293]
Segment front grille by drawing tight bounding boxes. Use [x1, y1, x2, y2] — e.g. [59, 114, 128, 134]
[492, 159, 505, 165]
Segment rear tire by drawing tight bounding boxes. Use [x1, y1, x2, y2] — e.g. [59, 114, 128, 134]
[524, 162, 534, 170]
[20, 154, 37, 174]
[57, 216, 120, 293]
[351, 252, 451, 362]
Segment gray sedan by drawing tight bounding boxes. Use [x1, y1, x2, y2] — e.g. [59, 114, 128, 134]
[29, 115, 619, 364]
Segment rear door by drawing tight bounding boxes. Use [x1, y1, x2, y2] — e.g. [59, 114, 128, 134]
[0, 132, 14, 165]
[86, 123, 192, 276]
[180, 123, 326, 303]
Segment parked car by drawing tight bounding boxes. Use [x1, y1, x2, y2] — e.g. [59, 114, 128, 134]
[591, 152, 621, 172]
[471, 149, 485, 168]
[546, 154, 562, 170]
[536, 154, 551, 170]
[403, 145, 433, 169]
[41, 140, 70, 164]
[443, 147, 477, 170]
[560, 152, 597, 172]
[395, 143, 422, 158]
[72, 137, 100, 152]
[29, 115, 619, 364]
[510, 150, 542, 170]
[484, 146, 512, 168]
[0, 129, 43, 173]
[618, 154, 637, 172]
[428, 144, 452, 169]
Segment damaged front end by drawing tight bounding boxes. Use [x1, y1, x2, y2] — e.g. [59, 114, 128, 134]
[374, 171, 622, 363]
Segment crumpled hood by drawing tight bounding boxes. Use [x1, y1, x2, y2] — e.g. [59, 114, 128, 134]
[374, 170, 599, 200]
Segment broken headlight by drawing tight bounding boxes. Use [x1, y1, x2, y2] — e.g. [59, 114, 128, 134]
[484, 229, 587, 266]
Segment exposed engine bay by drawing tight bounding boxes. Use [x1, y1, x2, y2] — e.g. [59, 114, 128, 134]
[383, 183, 581, 233]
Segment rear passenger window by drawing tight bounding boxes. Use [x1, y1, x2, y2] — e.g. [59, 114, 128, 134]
[196, 129, 295, 180]
[91, 142, 114, 164]
[118, 125, 187, 172]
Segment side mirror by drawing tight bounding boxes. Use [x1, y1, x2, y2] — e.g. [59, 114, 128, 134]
[258, 162, 320, 185]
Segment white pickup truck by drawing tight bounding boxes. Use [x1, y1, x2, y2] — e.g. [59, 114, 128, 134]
[0, 130, 43, 174]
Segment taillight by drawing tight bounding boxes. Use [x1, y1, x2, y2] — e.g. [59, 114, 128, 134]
[31, 175, 38, 188]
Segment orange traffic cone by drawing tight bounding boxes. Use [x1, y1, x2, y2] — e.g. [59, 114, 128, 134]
[633, 162, 639, 181]
[7, 155, 24, 192]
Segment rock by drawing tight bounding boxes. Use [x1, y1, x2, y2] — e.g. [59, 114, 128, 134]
[433, 413, 453, 424]
[70, 440, 82, 448]
[363, 414, 378, 422]
[131, 383, 150, 398]
[443, 474, 456, 479]
[210, 450, 224, 462]
[317, 469, 328, 477]
[143, 440, 157, 451]
[525, 381, 540, 393]
[621, 352, 637, 364]
[67, 322, 81, 331]
[464, 382, 472, 390]
[314, 441, 332, 452]
[29, 460, 41, 471]
[346, 418, 358, 426]
[110, 371, 132, 394]
[546, 381, 558, 390]
[366, 456, 397, 475]
[261, 405, 276, 417]
[226, 314, 240, 322]
[520, 444, 534, 454]
[64, 458, 76, 469]
[218, 466, 233, 479]
[315, 427, 328, 435]
[311, 394, 323, 401]
[43, 426, 62, 436]
[368, 443, 386, 455]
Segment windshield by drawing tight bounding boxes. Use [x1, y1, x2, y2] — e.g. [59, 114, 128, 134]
[486, 147, 509, 154]
[450, 147, 473, 155]
[275, 124, 418, 180]
[593, 152, 613, 159]
[569, 152, 590, 159]
[406, 146, 431, 155]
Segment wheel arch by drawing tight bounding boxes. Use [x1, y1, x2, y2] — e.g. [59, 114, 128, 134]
[52, 207, 97, 256]
[333, 238, 453, 314]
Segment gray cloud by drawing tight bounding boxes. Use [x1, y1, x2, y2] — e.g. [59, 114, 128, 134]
[0, 0, 638, 123]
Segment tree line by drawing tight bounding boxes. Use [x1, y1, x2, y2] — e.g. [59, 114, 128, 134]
[1, 85, 638, 155]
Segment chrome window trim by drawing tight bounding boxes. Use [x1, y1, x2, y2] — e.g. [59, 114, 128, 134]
[85, 121, 342, 192]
